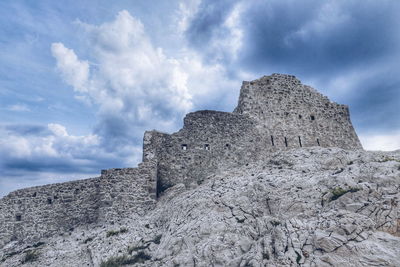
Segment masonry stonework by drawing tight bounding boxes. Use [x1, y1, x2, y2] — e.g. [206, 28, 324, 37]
[145, 74, 362, 191]
[0, 74, 362, 248]
[0, 163, 157, 247]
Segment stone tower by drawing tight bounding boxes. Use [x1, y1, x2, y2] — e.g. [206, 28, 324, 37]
[234, 73, 362, 149]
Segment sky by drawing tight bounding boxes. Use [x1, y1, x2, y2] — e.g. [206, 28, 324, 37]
[1, 0, 400, 196]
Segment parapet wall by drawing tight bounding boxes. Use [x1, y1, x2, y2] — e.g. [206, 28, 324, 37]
[0, 163, 157, 247]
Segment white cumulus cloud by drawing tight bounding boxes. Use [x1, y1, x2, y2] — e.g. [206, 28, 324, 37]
[51, 10, 242, 145]
[51, 43, 89, 94]
[360, 132, 400, 151]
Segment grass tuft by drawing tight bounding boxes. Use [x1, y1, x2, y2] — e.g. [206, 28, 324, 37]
[100, 252, 151, 267]
[21, 250, 39, 264]
[330, 187, 360, 201]
[106, 228, 128, 238]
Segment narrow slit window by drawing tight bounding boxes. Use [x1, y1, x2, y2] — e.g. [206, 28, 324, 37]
[298, 136, 302, 147]
[298, 115, 302, 119]
[204, 144, 210, 150]
[181, 144, 187, 150]
[284, 137, 288, 147]
[317, 138, 320, 146]
[271, 135, 274, 146]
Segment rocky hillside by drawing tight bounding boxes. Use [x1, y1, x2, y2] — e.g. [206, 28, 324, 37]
[1, 147, 399, 266]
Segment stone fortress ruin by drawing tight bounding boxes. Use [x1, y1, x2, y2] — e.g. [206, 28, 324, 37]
[0, 74, 362, 247]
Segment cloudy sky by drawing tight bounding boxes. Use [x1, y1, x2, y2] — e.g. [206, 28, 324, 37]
[1, 0, 400, 196]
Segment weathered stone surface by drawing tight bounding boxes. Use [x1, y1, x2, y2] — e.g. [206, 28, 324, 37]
[144, 73, 362, 191]
[1, 74, 398, 266]
[0, 163, 157, 247]
[1, 147, 399, 266]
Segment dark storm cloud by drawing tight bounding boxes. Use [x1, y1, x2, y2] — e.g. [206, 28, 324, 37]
[2, 154, 122, 174]
[347, 73, 400, 132]
[4, 124, 50, 136]
[186, 0, 400, 75]
[239, 1, 400, 76]
[186, 0, 236, 47]
[185, 0, 400, 135]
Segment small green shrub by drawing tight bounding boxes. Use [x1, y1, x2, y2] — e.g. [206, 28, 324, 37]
[100, 252, 151, 267]
[21, 250, 39, 263]
[152, 234, 162, 245]
[127, 234, 162, 254]
[1, 251, 19, 262]
[84, 237, 93, 244]
[270, 220, 281, 226]
[295, 251, 302, 264]
[330, 187, 360, 201]
[100, 255, 131, 267]
[32, 242, 45, 248]
[378, 157, 400, 163]
[127, 244, 149, 254]
[106, 228, 128, 238]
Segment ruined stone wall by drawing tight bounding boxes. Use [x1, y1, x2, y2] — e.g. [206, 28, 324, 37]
[98, 162, 157, 222]
[145, 74, 362, 191]
[234, 73, 362, 149]
[144, 110, 270, 191]
[0, 163, 157, 248]
[0, 73, 363, 249]
[0, 177, 100, 247]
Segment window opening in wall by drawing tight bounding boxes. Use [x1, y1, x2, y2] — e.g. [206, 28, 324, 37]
[298, 115, 302, 119]
[204, 144, 210, 150]
[284, 137, 288, 147]
[47, 198, 52, 204]
[271, 135, 274, 146]
[310, 115, 315, 121]
[16, 215, 22, 221]
[225, 144, 230, 150]
[298, 136, 302, 147]
[317, 138, 320, 146]
[181, 144, 187, 150]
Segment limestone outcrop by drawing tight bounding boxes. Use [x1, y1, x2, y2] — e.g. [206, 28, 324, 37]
[1, 74, 397, 266]
[1, 148, 399, 266]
